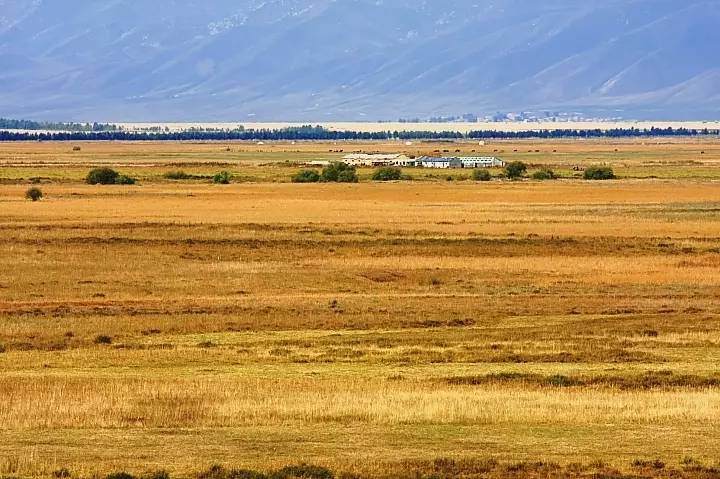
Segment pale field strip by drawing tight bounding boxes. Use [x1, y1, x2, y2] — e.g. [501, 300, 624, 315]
[1, 376, 719, 429]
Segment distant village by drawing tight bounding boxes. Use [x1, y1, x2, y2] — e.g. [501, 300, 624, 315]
[306, 153, 505, 169]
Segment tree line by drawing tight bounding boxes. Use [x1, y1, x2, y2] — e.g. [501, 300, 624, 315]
[0, 118, 120, 132]
[0, 123, 717, 141]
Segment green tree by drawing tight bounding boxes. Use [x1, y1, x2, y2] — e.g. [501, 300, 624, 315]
[472, 169, 492, 181]
[213, 171, 232, 184]
[320, 162, 358, 183]
[584, 166, 615, 180]
[504, 161, 527, 179]
[291, 169, 321, 183]
[372, 166, 402, 181]
[531, 168, 557, 180]
[86, 167, 120, 185]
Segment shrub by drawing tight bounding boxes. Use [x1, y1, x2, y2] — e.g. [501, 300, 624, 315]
[164, 171, 192, 180]
[197, 466, 267, 479]
[53, 468, 71, 478]
[631, 459, 665, 470]
[115, 175, 136, 185]
[504, 161, 527, 179]
[86, 167, 119, 185]
[271, 464, 334, 479]
[198, 465, 227, 479]
[472, 169, 492, 181]
[213, 171, 232, 184]
[25, 187, 43, 201]
[372, 166, 402, 181]
[0, 344, 6, 354]
[106, 473, 135, 479]
[228, 471, 267, 479]
[291, 169, 321, 183]
[145, 471, 170, 479]
[531, 168, 557, 180]
[320, 162, 358, 183]
[584, 166, 615, 180]
[94, 335, 113, 345]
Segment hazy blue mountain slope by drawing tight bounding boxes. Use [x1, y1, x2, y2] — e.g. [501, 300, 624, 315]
[0, 0, 717, 120]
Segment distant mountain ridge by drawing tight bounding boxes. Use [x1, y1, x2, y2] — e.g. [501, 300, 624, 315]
[0, 0, 718, 121]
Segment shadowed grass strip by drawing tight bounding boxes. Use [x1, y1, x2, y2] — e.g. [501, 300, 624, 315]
[444, 370, 720, 390]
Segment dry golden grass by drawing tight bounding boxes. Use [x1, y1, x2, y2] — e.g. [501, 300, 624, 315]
[1, 140, 720, 478]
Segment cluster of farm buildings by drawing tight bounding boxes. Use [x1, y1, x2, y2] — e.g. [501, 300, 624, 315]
[307, 153, 505, 169]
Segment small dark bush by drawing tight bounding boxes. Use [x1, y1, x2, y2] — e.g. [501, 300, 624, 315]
[87, 167, 119, 185]
[94, 335, 113, 345]
[145, 471, 170, 479]
[53, 468, 71, 478]
[472, 169, 492, 181]
[106, 473, 135, 479]
[25, 187, 43, 201]
[115, 175, 136, 185]
[73, 146, 82, 152]
[271, 464, 334, 479]
[531, 168, 557, 180]
[631, 459, 665, 470]
[504, 161, 527, 179]
[292, 169, 321, 183]
[584, 166, 615, 180]
[372, 166, 402, 181]
[320, 162, 358, 183]
[228, 471, 267, 479]
[198, 466, 267, 479]
[198, 465, 227, 479]
[164, 171, 193, 180]
[213, 171, 232, 184]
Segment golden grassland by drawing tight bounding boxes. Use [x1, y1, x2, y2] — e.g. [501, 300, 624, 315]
[1, 139, 720, 478]
[0, 137, 719, 182]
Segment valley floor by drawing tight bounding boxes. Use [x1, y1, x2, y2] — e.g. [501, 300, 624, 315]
[1, 139, 719, 478]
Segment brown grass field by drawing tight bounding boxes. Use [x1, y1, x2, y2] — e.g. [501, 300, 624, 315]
[1, 138, 720, 479]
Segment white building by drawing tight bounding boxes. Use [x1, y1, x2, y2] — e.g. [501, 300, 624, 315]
[342, 153, 415, 167]
[457, 156, 505, 168]
[419, 156, 504, 169]
[419, 157, 463, 169]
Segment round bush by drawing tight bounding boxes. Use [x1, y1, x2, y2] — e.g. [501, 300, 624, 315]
[584, 166, 615, 180]
[321, 162, 358, 183]
[472, 169, 492, 181]
[531, 168, 557, 180]
[291, 169, 321, 183]
[115, 175, 136, 185]
[25, 187, 43, 201]
[504, 161, 528, 179]
[87, 167, 120, 185]
[213, 171, 232, 184]
[372, 166, 402, 181]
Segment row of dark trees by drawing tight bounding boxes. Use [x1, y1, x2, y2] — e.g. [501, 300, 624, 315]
[0, 124, 718, 142]
[0, 118, 119, 132]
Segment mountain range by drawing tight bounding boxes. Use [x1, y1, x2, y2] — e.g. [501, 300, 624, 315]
[1, 0, 719, 121]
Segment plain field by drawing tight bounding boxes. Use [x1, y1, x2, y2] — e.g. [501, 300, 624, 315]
[1, 139, 720, 478]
